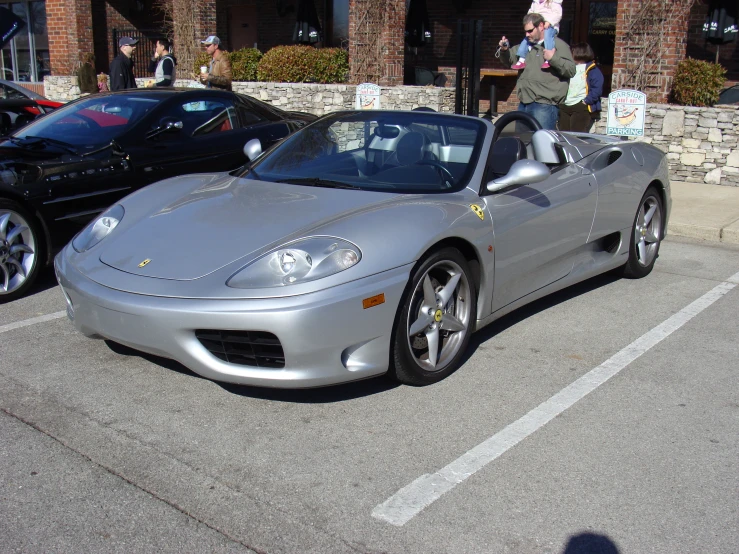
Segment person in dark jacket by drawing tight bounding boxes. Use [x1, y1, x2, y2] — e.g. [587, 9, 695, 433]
[109, 36, 138, 91]
[147, 38, 176, 87]
[558, 42, 604, 132]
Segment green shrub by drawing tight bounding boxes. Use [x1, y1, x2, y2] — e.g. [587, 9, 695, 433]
[229, 48, 262, 81]
[671, 58, 727, 107]
[257, 45, 348, 84]
[312, 48, 349, 84]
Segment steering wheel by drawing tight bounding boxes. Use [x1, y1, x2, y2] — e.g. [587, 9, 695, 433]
[492, 110, 543, 144]
[418, 159, 455, 187]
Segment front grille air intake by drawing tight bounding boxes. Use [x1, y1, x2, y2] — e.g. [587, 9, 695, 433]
[195, 330, 285, 368]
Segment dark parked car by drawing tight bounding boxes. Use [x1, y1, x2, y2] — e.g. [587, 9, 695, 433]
[0, 88, 315, 301]
[0, 98, 60, 135]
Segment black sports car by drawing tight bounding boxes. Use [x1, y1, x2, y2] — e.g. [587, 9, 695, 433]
[0, 88, 315, 301]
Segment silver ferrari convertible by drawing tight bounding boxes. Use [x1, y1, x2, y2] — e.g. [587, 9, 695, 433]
[55, 109, 670, 388]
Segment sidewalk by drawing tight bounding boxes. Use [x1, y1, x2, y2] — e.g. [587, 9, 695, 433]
[668, 180, 739, 245]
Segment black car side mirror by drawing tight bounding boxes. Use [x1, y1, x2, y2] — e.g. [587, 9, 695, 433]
[147, 119, 183, 139]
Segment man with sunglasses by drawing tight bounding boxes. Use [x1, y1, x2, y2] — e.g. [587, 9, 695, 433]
[498, 13, 575, 130]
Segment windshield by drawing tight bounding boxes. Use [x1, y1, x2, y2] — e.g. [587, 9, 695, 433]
[247, 111, 487, 193]
[14, 93, 162, 147]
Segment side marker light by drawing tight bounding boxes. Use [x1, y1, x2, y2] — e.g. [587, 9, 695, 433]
[362, 293, 386, 309]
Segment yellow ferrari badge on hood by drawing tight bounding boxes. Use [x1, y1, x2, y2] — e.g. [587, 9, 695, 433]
[138, 259, 151, 268]
[470, 204, 484, 220]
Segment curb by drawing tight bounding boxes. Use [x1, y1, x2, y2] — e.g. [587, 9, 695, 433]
[668, 223, 739, 245]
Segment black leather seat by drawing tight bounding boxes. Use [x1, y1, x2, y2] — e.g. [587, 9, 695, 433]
[489, 137, 527, 178]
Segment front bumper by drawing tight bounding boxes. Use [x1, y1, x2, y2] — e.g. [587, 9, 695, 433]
[55, 249, 411, 388]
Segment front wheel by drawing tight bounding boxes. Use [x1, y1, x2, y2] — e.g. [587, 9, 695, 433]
[0, 199, 42, 302]
[621, 186, 663, 279]
[391, 248, 477, 386]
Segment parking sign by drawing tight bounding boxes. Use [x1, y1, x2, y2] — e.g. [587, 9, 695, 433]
[606, 89, 646, 137]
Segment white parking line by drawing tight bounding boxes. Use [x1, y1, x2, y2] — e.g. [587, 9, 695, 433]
[0, 311, 67, 335]
[372, 270, 739, 526]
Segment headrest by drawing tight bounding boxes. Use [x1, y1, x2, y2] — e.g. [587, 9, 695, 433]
[396, 131, 426, 165]
[531, 129, 562, 165]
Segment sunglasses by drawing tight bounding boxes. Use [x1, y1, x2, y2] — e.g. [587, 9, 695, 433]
[524, 27, 536, 34]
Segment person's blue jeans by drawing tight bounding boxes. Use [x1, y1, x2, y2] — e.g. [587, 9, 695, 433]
[516, 38, 530, 60]
[518, 102, 559, 130]
[516, 27, 557, 58]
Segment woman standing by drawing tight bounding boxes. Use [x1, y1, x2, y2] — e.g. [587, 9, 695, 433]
[558, 43, 604, 132]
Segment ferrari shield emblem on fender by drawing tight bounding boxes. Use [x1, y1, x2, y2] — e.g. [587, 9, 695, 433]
[470, 204, 484, 220]
[138, 258, 151, 268]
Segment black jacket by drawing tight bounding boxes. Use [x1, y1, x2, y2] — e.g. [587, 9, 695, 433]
[109, 53, 137, 91]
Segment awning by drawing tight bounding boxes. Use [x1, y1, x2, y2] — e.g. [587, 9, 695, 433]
[406, 0, 432, 47]
[0, 7, 26, 49]
[293, 0, 322, 45]
[703, 1, 738, 44]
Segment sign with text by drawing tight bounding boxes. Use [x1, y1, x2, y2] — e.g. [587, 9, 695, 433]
[606, 89, 646, 137]
[355, 83, 381, 110]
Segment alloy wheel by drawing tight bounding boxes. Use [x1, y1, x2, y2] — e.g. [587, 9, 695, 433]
[405, 259, 473, 373]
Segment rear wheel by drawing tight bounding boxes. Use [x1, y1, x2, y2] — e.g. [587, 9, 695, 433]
[0, 199, 42, 302]
[391, 248, 477, 386]
[622, 186, 663, 279]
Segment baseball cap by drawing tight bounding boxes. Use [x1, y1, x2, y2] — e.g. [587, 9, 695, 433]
[201, 35, 220, 45]
[118, 37, 139, 47]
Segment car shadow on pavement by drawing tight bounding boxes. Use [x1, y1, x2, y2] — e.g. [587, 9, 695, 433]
[104, 340, 401, 403]
[29, 267, 60, 296]
[464, 271, 623, 365]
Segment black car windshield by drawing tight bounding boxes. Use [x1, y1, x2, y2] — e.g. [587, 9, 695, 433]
[13, 93, 162, 147]
[247, 111, 487, 193]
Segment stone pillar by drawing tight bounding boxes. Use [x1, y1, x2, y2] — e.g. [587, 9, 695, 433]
[612, 0, 691, 103]
[348, 0, 405, 86]
[46, 0, 94, 75]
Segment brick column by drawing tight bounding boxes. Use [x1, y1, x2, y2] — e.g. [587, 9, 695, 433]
[46, 0, 94, 75]
[612, 0, 691, 103]
[348, 0, 405, 86]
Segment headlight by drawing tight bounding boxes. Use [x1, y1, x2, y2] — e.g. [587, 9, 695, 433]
[72, 204, 124, 252]
[227, 237, 361, 288]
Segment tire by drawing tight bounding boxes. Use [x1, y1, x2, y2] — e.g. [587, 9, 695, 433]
[621, 186, 663, 279]
[0, 199, 42, 302]
[391, 248, 477, 386]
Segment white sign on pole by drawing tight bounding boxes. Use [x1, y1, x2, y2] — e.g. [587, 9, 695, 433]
[355, 83, 381, 110]
[606, 89, 646, 137]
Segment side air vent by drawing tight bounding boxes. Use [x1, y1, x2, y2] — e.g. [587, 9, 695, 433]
[606, 150, 622, 166]
[196, 330, 285, 368]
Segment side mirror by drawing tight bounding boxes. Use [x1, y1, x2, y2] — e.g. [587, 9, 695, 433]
[147, 118, 183, 139]
[243, 138, 262, 161]
[486, 159, 550, 193]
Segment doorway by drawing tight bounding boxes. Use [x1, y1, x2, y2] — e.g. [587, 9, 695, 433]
[228, 5, 259, 51]
[574, 0, 617, 95]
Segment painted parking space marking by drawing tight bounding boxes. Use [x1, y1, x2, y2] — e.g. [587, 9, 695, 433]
[0, 311, 67, 335]
[372, 270, 739, 527]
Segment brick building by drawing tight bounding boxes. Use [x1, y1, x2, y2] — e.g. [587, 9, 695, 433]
[2, 0, 737, 108]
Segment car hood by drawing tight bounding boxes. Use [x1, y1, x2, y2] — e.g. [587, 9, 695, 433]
[100, 174, 397, 280]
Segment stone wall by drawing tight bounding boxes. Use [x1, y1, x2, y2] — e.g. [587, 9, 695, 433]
[593, 102, 739, 186]
[43, 76, 456, 114]
[43, 77, 738, 186]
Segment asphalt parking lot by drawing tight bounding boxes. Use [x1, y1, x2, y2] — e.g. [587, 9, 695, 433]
[1, 236, 738, 554]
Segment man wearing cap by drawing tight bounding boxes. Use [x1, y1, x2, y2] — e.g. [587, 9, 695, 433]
[110, 36, 138, 91]
[200, 36, 232, 91]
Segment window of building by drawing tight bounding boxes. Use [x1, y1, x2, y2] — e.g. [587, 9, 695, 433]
[1, 0, 50, 82]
